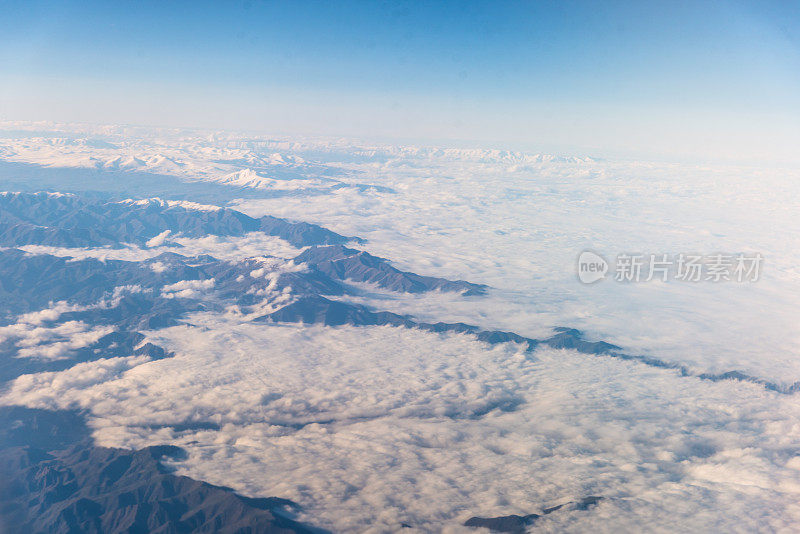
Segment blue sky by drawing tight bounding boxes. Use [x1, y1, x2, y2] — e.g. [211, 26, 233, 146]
[2, 0, 799, 162]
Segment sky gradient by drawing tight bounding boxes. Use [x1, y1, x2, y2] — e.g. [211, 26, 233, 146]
[2, 0, 799, 163]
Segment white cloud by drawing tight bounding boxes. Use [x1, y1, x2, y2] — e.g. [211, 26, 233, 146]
[3, 316, 799, 531]
[161, 278, 215, 299]
[1, 355, 150, 403]
[18, 231, 303, 263]
[14, 300, 87, 326]
[0, 289, 151, 360]
[145, 230, 172, 248]
[230, 157, 800, 384]
[3, 123, 800, 532]
[0, 318, 115, 361]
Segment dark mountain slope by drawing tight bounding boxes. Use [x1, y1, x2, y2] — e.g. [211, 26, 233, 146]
[0, 192, 357, 248]
[464, 496, 603, 533]
[294, 245, 487, 295]
[0, 407, 320, 534]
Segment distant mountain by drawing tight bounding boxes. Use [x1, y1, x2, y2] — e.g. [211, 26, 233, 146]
[262, 295, 619, 355]
[1, 193, 795, 394]
[295, 245, 487, 295]
[0, 192, 358, 248]
[0, 190, 796, 533]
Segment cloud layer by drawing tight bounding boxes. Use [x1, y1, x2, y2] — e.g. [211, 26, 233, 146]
[231, 157, 800, 383]
[1, 124, 799, 532]
[18, 232, 303, 263]
[3, 317, 799, 532]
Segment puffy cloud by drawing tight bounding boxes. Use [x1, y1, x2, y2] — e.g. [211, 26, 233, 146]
[1, 355, 150, 405]
[9, 123, 800, 381]
[145, 230, 172, 248]
[230, 158, 800, 384]
[3, 316, 800, 531]
[14, 300, 87, 326]
[12, 322, 115, 360]
[19, 232, 303, 264]
[0, 286, 149, 360]
[161, 278, 215, 299]
[4, 123, 800, 532]
[0, 300, 120, 360]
